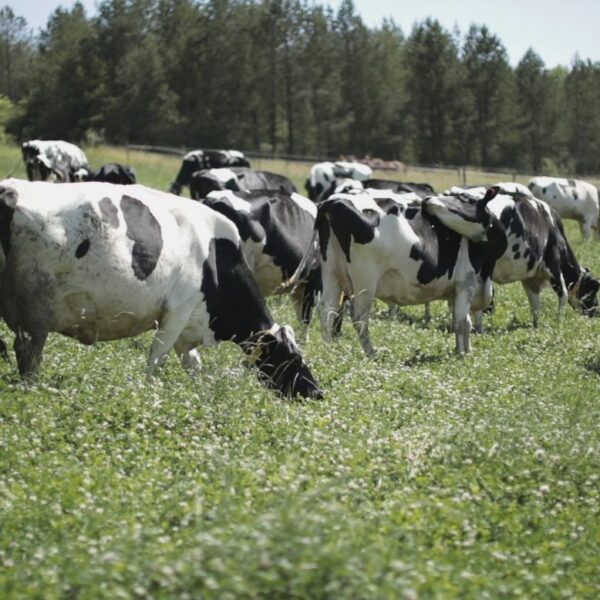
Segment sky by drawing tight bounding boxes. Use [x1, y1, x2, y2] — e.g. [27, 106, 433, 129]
[7, 0, 600, 69]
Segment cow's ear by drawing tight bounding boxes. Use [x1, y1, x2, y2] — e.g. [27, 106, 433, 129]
[482, 186, 500, 203]
[587, 277, 600, 294]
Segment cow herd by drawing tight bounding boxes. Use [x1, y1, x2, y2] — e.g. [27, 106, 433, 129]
[0, 139, 598, 399]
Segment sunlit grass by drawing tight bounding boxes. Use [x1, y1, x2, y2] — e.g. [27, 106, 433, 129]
[0, 143, 599, 598]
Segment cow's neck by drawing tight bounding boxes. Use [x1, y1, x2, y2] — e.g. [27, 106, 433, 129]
[201, 237, 274, 345]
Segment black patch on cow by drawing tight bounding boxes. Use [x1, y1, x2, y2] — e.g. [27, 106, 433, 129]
[200, 237, 272, 342]
[120, 195, 163, 281]
[326, 201, 379, 262]
[99, 197, 120, 228]
[512, 243, 520, 252]
[203, 195, 264, 243]
[363, 179, 435, 198]
[514, 252, 521, 260]
[92, 163, 136, 185]
[75, 239, 90, 259]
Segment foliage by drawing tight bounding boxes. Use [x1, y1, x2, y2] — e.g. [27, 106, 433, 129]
[0, 144, 599, 597]
[1, 1, 600, 173]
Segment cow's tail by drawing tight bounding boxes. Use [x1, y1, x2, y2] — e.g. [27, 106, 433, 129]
[282, 228, 321, 294]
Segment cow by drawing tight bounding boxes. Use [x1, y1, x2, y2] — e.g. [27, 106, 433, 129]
[21, 140, 88, 182]
[528, 176, 600, 240]
[472, 184, 599, 326]
[305, 161, 373, 202]
[169, 149, 251, 195]
[311, 188, 507, 356]
[362, 179, 435, 198]
[73, 163, 137, 185]
[202, 189, 319, 326]
[0, 179, 322, 399]
[189, 167, 296, 200]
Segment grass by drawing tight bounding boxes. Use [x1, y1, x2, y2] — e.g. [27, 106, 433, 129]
[1, 145, 599, 598]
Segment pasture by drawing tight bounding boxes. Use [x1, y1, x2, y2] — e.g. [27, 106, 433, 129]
[0, 145, 599, 598]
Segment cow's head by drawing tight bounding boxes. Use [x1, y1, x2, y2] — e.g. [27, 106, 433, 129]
[71, 167, 91, 182]
[248, 324, 323, 399]
[568, 268, 600, 316]
[22, 142, 52, 182]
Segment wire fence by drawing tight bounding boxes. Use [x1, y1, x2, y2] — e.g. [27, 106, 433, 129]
[125, 144, 600, 188]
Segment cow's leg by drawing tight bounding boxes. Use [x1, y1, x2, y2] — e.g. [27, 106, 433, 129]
[147, 307, 194, 378]
[351, 286, 376, 358]
[581, 219, 592, 241]
[14, 330, 47, 380]
[548, 267, 568, 315]
[522, 281, 542, 327]
[318, 278, 344, 342]
[424, 302, 431, 324]
[472, 309, 484, 334]
[453, 279, 475, 355]
[174, 342, 202, 379]
[290, 284, 310, 341]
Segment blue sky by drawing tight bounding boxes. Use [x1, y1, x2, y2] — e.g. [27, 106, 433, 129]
[8, 0, 600, 68]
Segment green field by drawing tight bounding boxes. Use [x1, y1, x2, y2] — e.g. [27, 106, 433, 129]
[0, 146, 599, 598]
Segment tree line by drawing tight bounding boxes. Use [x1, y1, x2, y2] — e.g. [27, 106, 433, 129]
[1, 0, 600, 174]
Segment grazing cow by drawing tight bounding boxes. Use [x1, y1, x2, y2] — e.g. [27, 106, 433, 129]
[21, 140, 88, 182]
[305, 161, 373, 202]
[73, 163, 137, 185]
[0, 179, 322, 399]
[202, 189, 319, 325]
[313, 189, 507, 355]
[528, 176, 600, 240]
[189, 167, 296, 200]
[473, 185, 599, 326]
[362, 179, 435, 198]
[169, 149, 250, 195]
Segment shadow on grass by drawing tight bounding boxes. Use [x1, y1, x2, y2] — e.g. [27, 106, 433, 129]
[584, 356, 600, 376]
[402, 350, 446, 367]
[503, 317, 534, 332]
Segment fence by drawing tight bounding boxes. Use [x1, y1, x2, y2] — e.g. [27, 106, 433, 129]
[124, 144, 600, 188]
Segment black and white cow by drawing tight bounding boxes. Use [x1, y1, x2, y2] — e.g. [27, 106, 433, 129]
[21, 140, 88, 182]
[0, 179, 322, 399]
[202, 189, 320, 325]
[362, 179, 435, 198]
[312, 189, 507, 355]
[473, 185, 599, 326]
[528, 176, 600, 240]
[169, 149, 251, 195]
[189, 167, 296, 200]
[305, 161, 373, 202]
[73, 163, 137, 185]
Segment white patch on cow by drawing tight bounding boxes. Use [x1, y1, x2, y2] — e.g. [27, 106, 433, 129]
[290, 192, 317, 218]
[332, 192, 384, 214]
[183, 150, 204, 160]
[494, 182, 533, 197]
[424, 196, 486, 241]
[334, 178, 364, 195]
[487, 193, 515, 218]
[443, 185, 486, 199]
[207, 189, 251, 213]
[210, 168, 238, 184]
[228, 150, 244, 159]
[365, 188, 421, 205]
[334, 161, 373, 180]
